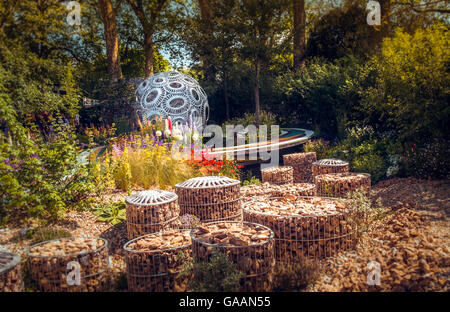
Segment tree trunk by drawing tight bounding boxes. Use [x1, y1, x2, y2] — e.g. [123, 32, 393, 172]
[98, 0, 122, 82]
[380, 0, 391, 37]
[254, 57, 261, 127]
[144, 30, 154, 77]
[223, 78, 230, 120]
[198, 0, 215, 81]
[293, 0, 306, 69]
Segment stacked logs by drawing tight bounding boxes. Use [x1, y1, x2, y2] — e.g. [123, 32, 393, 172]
[242, 196, 354, 261]
[261, 166, 294, 185]
[312, 159, 349, 177]
[241, 182, 316, 199]
[283, 152, 317, 183]
[175, 176, 242, 222]
[27, 237, 109, 292]
[126, 190, 181, 240]
[124, 229, 192, 292]
[315, 173, 371, 198]
[191, 221, 274, 292]
[0, 252, 24, 292]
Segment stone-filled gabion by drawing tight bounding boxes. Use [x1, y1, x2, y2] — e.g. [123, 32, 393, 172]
[175, 176, 242, 222]
[243, 196, 354, 261]
[135, 71, 209, 128]
[27, 237, 109, 292]
[315, 173, 371, 198]
[0, 252, 24, 292]
[312, 159, 350, 176]
[261, 166, 294, 185]
[190, 221, 275, 292]
[124, 229, 192, 292]
[241, 182, 316, 199]
[283, 152, 317, 183]
[125, 190, 181, 240]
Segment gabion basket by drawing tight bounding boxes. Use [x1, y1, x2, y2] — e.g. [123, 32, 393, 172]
[315, 172, 371, 198]
[242, 196, 354, 261]
[312, 159, 349, 176]
[241, 182, 316, 199]
[126, 190, 181, 240]
[0, 252, 24, 292]
[27, 237, 109, 292]
[190, 221, 275, 292]
[261, 166, 294, 185]
[283, 152, 317, 183]
[175, 176, 242, 222]
[124, 229, 191, 292]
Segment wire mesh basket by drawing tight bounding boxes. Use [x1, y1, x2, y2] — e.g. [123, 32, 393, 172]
[261, 166, 294, 185]
[0, 251, 24, 292]
[27, 237, 109, 292]
[242, 196, 354, 261]
[190, 221, 275, 291]
[241, 182, 316, 199]
[283, 152, 317, 183]
[124, 229, 191, 292]
[312, 159, 350, 176]
[315, 172, 371, 198]
[175, 176, 242, 223]
[126, 190, 181, 240]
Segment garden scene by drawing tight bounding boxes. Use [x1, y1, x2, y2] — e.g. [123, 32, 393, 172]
[0, 0, 449, 294]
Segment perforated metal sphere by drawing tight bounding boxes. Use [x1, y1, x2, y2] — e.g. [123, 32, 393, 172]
[136, 71, 209, 128]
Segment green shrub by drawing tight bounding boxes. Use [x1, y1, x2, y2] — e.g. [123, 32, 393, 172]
[271, 257, 321, 291]
[93, 200, 126, 225]
[0, 85, 95, 223]
[303, 139, 333, 160]
[346, 189, 385, 245]
[404, 139, 450, 180]
[25, 227, 72, 245]
[180, 248, 243, 292]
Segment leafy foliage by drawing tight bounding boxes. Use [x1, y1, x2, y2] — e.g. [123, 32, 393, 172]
[271, 257, 321, 291]
[181, 248, 243, 292]
[93, 200, 126, 225]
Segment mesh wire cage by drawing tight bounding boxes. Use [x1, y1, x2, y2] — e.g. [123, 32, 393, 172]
[190, 221, 275, 292]
[242, 196, 354, 262]
[315, 172, 371, 198]
[282, 152, 317, 183]
[27, 237, 109, 292]
[124, 229, 192, 292]
[312, 159, 350, 176]
[261, 166, 294, 185]
[175, 176, 242, 223]
[241, 182, 316, 199]
[0, 251, 24, 292]
[125, 190, 181, 240]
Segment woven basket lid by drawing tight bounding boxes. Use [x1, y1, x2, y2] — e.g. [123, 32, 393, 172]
[0, 251, 21, 274]
[313, 158, 349, 166]
[175, 176, 240, 189]
[126, 190, 178, 206]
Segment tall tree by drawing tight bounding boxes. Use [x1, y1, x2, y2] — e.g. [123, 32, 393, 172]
[98, 0, 123, 81]
[237, 0, 290, 126]
[293, 0, 306, 69]
[126, 0, 181, 77]
[198, 0, 216, 82]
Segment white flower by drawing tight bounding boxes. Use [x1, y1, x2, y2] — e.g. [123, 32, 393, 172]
[165, 130, 171, 137]
[156, 130, 162, 137]
[192, 131, 199, 141]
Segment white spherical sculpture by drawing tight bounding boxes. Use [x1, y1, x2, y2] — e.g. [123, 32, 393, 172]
[135, 71, 209, 128]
